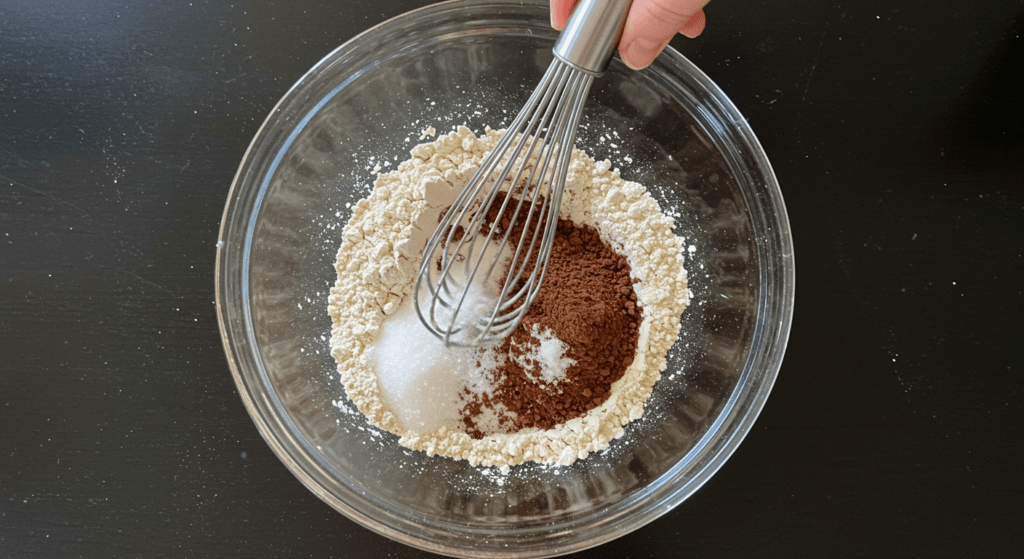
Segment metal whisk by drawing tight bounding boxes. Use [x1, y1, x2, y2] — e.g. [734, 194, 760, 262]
[415, 0, 633, 346]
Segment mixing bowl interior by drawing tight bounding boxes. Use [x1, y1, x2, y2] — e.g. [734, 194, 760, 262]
[217, 1, 792, 556]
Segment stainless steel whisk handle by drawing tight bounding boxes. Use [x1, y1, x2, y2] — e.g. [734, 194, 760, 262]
[553, 0, 634, 75]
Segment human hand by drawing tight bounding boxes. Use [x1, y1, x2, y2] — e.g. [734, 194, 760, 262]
[550, 0, 710, 70]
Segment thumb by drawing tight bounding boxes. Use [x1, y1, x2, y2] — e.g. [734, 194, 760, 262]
[619, 0, 709, 70]
[550, 0, 575, 30]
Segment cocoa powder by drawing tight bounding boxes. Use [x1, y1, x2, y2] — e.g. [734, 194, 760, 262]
[461, 196, 642, 437]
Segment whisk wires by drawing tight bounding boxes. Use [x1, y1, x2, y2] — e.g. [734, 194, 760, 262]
[414, 59, 594, 346]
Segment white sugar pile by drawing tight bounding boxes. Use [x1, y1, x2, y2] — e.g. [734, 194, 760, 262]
[368, 295, 502, 433]
[368, 237, 512, 434]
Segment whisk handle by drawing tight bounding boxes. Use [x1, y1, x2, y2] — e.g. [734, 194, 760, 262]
[553, 0, 633, 75]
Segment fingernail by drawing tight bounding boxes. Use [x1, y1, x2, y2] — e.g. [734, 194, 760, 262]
[681, 12, 706, 39]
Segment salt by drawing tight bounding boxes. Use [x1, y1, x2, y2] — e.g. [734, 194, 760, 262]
[511, 324, 575, 385]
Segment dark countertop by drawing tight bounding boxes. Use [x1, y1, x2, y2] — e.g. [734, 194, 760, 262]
[2, 0, 1020, 557]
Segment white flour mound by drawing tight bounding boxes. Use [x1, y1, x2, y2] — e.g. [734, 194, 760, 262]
[328, 126, 689, 471]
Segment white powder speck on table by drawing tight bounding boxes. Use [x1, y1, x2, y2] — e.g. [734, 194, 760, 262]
[328, 126, 689, 470]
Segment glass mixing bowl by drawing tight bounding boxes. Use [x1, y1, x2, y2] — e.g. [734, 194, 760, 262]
[216, 0, 794, 556]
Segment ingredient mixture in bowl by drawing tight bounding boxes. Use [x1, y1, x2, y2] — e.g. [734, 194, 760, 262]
[328, 126, 690, 470]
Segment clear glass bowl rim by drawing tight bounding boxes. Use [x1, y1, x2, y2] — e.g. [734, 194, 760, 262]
[215, 0, 795, 557]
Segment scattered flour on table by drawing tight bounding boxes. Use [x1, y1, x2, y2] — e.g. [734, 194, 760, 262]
[327, 126, 689, 470]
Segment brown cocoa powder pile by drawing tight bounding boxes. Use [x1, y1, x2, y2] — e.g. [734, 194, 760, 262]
[461, 194, 642, 438]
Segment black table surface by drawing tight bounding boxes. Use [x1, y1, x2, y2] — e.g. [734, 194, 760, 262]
[2, 0, 1021, 557]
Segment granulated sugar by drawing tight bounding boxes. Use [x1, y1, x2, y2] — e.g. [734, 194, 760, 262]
[328, 126, 690, 470]
[368, 228, 515, 432]
[368, 298, 499, 433]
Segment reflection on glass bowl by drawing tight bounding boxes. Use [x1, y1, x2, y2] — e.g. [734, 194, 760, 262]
[216, 0, 794, 557]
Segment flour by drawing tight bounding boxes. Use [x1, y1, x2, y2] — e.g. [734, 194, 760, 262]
[328, 126, 689, 470]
